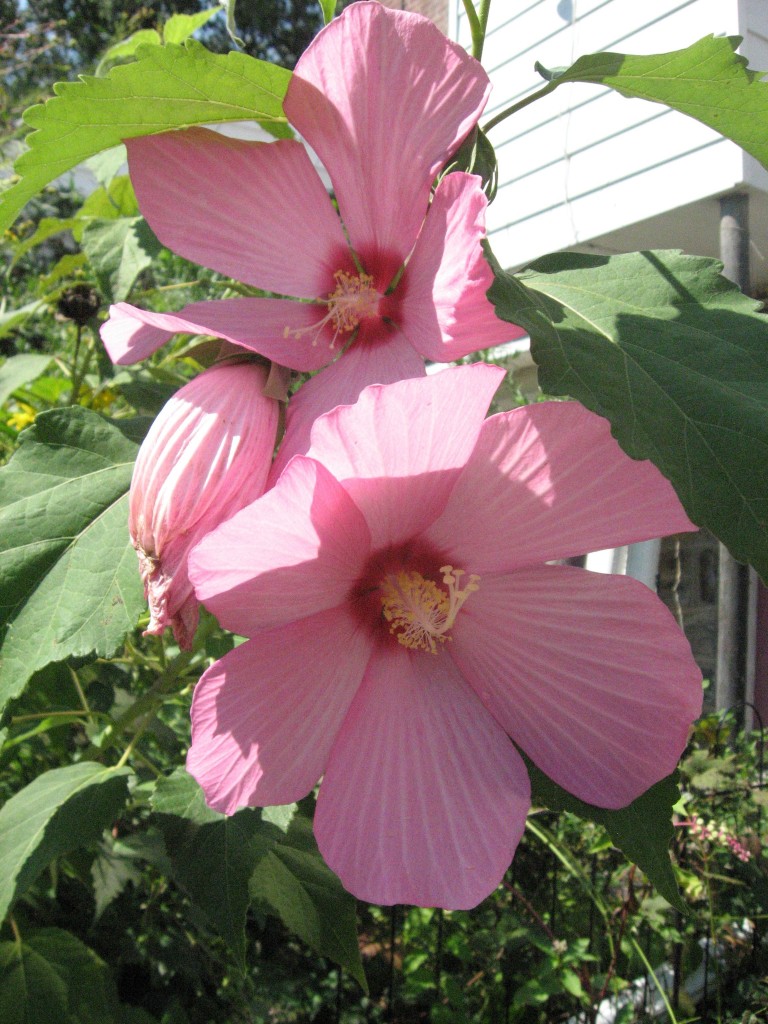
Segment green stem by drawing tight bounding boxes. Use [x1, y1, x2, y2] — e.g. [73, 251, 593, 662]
[115, 714, 152, 770]
[461, 0, 492, 62]
[482, 80, 558, 134]
[628, 934, 680, 1024]
[69, 666, 91, 715]
[475, 0, 492, 62]
[10, 710, 102, 723]
[525, 816, 615, 961]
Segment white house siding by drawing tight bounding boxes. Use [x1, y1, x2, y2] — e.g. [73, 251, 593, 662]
[450, 0, 768, 286]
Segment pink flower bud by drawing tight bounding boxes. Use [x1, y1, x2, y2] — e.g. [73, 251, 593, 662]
[130, 360, 279, 649]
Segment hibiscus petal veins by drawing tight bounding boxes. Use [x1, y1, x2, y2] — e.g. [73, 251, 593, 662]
[188, 364, 703, 909]
[99, 1, 524, 438]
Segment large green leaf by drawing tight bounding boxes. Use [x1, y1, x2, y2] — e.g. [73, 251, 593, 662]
[0, 40, 292, 233]
[531, 35, 768, 171]
[152, 770, 362, 981]
[527, 762, 684, 911]
[0, 928, 126, 1024]
[152, 769, 281, 966]
[0, 408, 144, 711]
[486, 246, 768, 582]
[0, 763, 132, 921]
[251, 815, 365, 987]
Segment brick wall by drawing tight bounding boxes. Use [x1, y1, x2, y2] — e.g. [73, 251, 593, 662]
[376, 0, 449, 34]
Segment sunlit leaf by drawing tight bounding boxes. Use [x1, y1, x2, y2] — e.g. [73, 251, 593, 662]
[533, 36, 768, 171]
[0, 41, 291, 233]
[162, 9, 221, 45]
[486, 246, 768, 583]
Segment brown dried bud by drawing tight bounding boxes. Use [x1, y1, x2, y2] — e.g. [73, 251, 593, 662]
[57, 285, 101, 325]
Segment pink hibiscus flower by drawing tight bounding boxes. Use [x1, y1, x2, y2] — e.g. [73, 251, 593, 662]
[99, 1, 522, 464]
[186, 365, 702, 909]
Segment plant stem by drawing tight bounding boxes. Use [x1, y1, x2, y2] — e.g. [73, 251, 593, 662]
[629, 935, 680, 1024]
[69, 666, 91, 715]
[525, 817, 615, 961]
[482, 81, 558, 134]
[461, 0, 492, 61]
[69, 323, 84, 406]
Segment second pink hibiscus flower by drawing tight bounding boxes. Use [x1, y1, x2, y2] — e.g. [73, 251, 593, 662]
[100, 1, 523, 461]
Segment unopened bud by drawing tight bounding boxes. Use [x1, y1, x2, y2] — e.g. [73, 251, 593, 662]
[130, 360, 279, 648]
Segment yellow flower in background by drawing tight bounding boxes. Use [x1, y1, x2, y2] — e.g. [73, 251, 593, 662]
[7, 403, 36, 432]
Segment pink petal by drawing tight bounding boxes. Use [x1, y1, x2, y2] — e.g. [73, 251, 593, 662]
[451, 565, 702, 809]
[303, 364, 505, 548]
[425, 400, 697, 573]
[187, 605, 372, 812]
[315, 646, 530, 909]
[401, 172, 523, 361]
[100, 299, 338, 370]
[286, 3, 491, 265]
[270, 330, 427, 480]
[189, 455, 371, 637]
[126, 129, 349, 297]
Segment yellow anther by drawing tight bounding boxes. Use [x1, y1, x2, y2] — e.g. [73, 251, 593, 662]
[379, 565, 480, 654]
[283, 270, 380, 348]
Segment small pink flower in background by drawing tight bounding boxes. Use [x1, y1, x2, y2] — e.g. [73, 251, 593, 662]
[100, 1, 523, 467]
[186, 365, 702, 909]
[130, 360, 278, 649]
[677, 815, 752, 862]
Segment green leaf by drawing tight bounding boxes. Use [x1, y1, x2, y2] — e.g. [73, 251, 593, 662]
[95, 29, 162, 76]
[77, 176, 138, 222]
[533, 36, 768, 171]
[8, 216, 80, 270]
[151, 767, 224, 825]
[319, 0, 337, 25]
[0, 407, 144, 711]
[0, 763, 132, 921]
[527, 762, 684, 911]
[85, 145, 128, 190]
[0, 40, 292, 234]
[0, 928, 125, 1024]
[80, 216, 161, 301]
[251, 815, 365, 987]
[486, 246, 768, 582]
[160, 812, 278, 967]
[91, 830, 169, 918]
[152, 770, 280, 965]
[0, 936, 68, 1024]
[162, 9, 221, 46]
[0, 354, 52, 407]
[0, 300, 45, 340]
